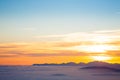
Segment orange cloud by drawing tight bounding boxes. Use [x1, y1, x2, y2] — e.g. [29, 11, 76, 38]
[0, 30, 120, 65]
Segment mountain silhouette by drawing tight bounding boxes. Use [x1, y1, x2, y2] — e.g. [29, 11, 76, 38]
[33, 61, 120, 68]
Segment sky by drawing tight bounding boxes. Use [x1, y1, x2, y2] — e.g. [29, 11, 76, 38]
[0, 0, 120, 65]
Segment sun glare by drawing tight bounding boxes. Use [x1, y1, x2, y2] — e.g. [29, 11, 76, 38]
[91, 56, 112, 61]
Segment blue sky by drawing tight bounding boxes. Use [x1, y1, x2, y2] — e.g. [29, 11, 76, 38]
[0, 0, 120, 42]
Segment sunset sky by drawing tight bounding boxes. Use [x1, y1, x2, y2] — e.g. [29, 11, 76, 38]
[0, 0, 120, 65]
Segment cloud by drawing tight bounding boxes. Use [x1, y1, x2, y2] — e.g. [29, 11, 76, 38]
[108, 41, 120, 45]
[34, 29, 120, 43]
[0, 55, 18, 57]
[0, 43, 28, 49]
[0, 30, 120, 58]
[0, 50, 25, 58]
[106, 50, 120, 56]
[24, 53, 83, 57]
[0, 46, 15, 48]
[1, 48, 120, 58]
[63, 30, 120, 42]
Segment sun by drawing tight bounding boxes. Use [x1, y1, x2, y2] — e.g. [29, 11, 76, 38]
[91, 56, 112, 61]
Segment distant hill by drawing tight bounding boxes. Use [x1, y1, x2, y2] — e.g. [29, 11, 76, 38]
[33, 62, 84, 66]
[33, 61, 120, 69]
[80, 66, 120, 72]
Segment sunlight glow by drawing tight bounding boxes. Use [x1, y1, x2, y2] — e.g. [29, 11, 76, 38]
[69, 45, 117, 53]
[80, 45, 116, 53]
[91, 56, 112, 61]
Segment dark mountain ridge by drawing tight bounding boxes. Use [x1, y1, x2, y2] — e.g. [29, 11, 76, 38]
[33, 61, 120, 68]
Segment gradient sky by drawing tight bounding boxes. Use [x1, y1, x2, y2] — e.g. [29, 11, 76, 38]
[0, 0, 120, 65]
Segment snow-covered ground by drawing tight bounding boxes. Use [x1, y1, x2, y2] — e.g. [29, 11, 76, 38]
[0, 66, 120, 80]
